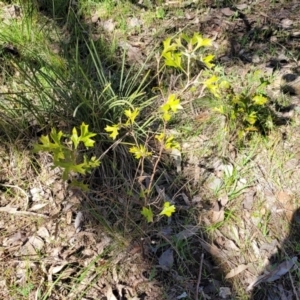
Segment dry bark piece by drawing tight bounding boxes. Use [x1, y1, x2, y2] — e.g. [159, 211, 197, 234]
[74, 211, 84, 233]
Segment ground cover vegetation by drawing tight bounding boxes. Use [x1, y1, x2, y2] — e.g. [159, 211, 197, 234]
[1, 0, 300, 299]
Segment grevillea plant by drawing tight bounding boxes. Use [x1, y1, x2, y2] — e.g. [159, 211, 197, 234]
[204, 75, 275, 141]
[104, 93, 182, 222]
[37, 31, 271, 222]
[161, 32, 215, 82]
[34, 122, 100, 190]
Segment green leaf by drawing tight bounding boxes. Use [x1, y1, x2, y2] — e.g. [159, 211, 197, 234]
[167, 94, 183, 112]
[124, 108, 139, 125]
[33, 130, 65, 160]
[50, 128, 64, 146]
[129, 145, 152, 159]
[141, 207, 154, 223]
[165, 135, 180, 150]
[70, 180, 89, 192]
[162, 37, 177, 55]
[104, 124, 120, 140]
[191, 33, 212, 50]
[163, 111, 171, 122]
[71, 127, 80, 149]
[88, 156, 100, 168]
[160, 94, 183, 113]
[181, 33, 191, 44]
[245, 111, 257, 125]
[202, 54, 215, 68]
[79, 122, 97, 148]
[162, 51, 182, 70]
[159, 202, 176, 217]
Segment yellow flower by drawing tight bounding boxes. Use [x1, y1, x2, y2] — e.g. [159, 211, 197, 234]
[204, 75, 218, 87]
[167, 94, 183, 112]
[203, 54, 215, 68]
[245, 111, 257, 125]
[129, 145, 152, 159]
[155, 132, 165, 142]
[191, 33, 212, 50]
[213, 106, 225, 114]
[104, 124, 120, 140]
[160, 95, 183, 122]
[141, 207, 153, 223]
[204, 76, 220, 98]
[219, 80, 231, 90]
[124, 108, 139, 125]
[163, 112, 171, 122]
[159, 202, 176, 217]
[253, 95, 268, 105]
[165, 135, 180, 150]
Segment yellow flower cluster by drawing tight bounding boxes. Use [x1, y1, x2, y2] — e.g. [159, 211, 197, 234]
[160, 94, 183, 121]
[104, 108, 139, 140]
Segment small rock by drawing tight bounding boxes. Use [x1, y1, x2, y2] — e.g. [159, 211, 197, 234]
[281, 18, 293, 29]
[91, 14, 99, 23]
[219, 287, 232, 299]
[206, 175, 223, 191]
[252, 55, 260, 64]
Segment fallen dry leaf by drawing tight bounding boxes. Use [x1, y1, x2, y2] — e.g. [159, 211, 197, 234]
[236, 3, 248, 10]
[281, 18, 293, 29]
[211, 200, 225, 223]
[265, 257, 298, 282]
[224, 239, 240, 252]
[225, 264, 249, 279]
[221, 7, 235, 17]
[181, 192, 191, 206]
[247, 257, 298, 291]
[219, 194, 229, 207]
[29, 202, 49, 211]
[175, 226, 198, 241]
[159, 248, 174, 271]
[170, 148, 182, 173]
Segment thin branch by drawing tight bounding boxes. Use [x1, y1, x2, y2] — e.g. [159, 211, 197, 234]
[0, 206, 49, 218]
[195, 253, 204, 300]
[289, 271, 300, 300]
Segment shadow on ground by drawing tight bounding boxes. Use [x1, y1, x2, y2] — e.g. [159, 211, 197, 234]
[250, 208, 300, 299]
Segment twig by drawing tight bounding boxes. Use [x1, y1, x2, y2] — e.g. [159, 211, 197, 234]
[195, 253, 204, 300]
[0, 206, 49, 218]
[289, 271, 300, 300]
[148, 123, 166, 195]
